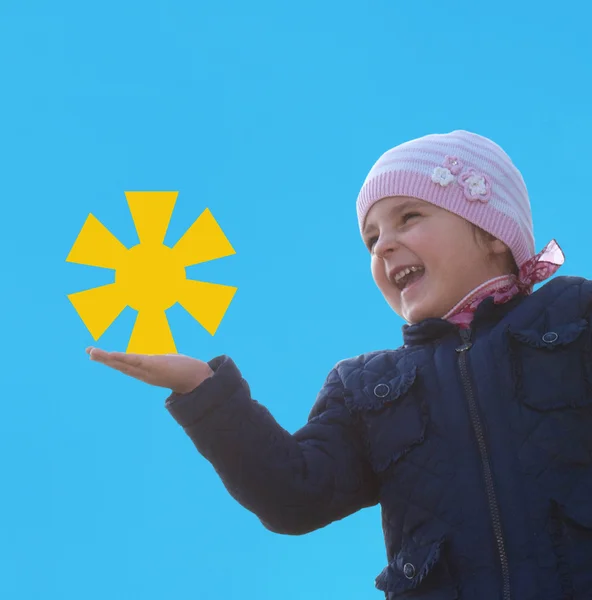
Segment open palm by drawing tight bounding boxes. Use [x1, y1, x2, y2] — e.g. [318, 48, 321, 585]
[86, 347, 213, 394]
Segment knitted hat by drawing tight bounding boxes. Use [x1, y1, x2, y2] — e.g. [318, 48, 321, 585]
[356, 130, 563, 291]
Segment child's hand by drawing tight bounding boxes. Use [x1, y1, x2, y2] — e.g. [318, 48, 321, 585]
[85, 347, 214, 394]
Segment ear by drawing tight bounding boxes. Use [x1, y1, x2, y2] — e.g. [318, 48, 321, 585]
[487, 237, 510, 257]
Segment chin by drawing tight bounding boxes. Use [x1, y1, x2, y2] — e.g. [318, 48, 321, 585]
[402, 303, 440, 324]
[386, 291, 440, 324]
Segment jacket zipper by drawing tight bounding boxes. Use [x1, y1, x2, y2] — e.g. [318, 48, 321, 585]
[456, 327, 511, 600]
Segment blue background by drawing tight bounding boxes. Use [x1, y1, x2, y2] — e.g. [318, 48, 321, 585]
[1, 0, 591, 598]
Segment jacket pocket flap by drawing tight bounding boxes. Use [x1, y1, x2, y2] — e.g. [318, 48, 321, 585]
[345, 367, 426, 473]
[346, 367, 418, 413]
[508, 319, 588, 349]
[508, 318, 592, 411]
[375, 537, 457, 596]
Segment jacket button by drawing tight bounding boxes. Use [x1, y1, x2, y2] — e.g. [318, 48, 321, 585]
[374, 383, 390, 398]
[542, 331, 558, 343]
[403, 562, 416, 579]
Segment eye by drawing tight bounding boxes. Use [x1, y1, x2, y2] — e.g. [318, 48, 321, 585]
[366, 236, 378, 251]
[366, 213, 421, 252]
[402, 212, 420, 224]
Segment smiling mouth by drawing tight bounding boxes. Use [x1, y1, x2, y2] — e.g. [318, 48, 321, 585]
[393, 266, 425, 290]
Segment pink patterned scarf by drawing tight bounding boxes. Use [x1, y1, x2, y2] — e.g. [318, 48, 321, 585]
[443, 240, 565, 329]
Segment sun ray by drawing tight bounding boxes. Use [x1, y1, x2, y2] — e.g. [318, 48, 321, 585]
[177, 279, 238, 335]
[65, 214, 128, 269]
[125, 191, 178, 246]
[67, 283, 128, 340]
[172, 208, 235, 267]
[127, 309, 177, 354]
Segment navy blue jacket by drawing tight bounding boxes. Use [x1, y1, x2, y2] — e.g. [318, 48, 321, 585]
[166, 275, 592, 599]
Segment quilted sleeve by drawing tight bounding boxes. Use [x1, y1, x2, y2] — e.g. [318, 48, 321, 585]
[165, 355, 380, 535]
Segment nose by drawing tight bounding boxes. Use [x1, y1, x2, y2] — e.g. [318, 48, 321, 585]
[373, 231, 399, 258]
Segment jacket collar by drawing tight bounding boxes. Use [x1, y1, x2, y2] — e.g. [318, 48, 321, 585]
[402, 292, 527, 346]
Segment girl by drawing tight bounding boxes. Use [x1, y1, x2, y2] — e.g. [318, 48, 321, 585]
[87, 130, 592, 600]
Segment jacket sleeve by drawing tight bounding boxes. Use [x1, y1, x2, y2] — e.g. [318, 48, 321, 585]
[164, 355, 380, 535]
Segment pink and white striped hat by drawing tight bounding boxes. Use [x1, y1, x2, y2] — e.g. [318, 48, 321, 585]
[356, 130, 564, 292]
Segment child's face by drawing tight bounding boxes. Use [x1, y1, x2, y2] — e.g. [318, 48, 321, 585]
[363, 196, 509, 324]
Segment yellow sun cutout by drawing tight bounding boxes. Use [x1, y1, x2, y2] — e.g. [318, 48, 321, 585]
[66, 191, 237, 354]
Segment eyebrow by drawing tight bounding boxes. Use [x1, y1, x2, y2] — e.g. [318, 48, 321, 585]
[362, 199, 424, 236]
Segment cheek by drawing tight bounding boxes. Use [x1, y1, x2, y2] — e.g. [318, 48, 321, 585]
[396, 228, 430, 262]
[416, 230, 456, 270]
[371, 257, 385, 283]
[371, 260, 397, 297]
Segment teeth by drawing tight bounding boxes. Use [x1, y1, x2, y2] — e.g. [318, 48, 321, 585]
[394, 266, 424, 283]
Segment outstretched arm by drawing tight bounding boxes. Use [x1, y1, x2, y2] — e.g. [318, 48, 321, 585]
[165, 355, 380, 535]
[86, 347, 379, 535]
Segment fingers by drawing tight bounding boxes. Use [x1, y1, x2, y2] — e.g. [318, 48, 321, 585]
[87, 347, 146, 378]
[106, 351, 144, 368]
[88, 347, 111, 362]
[88, 347, 141, 365]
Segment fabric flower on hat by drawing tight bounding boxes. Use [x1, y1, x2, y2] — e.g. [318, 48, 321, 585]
[444, 155, 463, 175]
[431, 166, 455, 187]
[459, 169, 491, 202]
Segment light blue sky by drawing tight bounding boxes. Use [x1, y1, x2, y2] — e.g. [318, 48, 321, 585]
[1, 0, 591, 598]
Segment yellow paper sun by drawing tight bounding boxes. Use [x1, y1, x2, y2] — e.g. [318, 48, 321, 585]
[66, 191, 237, 354]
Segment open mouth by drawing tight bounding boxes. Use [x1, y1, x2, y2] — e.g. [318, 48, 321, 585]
[393, 266, 425, 291]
